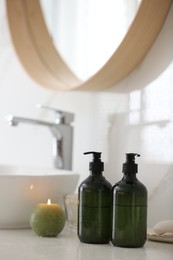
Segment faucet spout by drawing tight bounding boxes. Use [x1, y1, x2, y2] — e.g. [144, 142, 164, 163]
[6, 115, 54, 127]
[5, 114, 73, 170]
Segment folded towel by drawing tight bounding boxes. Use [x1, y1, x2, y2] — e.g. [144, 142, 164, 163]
[153, 220, 173, 236]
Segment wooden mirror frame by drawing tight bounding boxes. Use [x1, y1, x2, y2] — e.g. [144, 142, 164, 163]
[6, 0, 173, 91]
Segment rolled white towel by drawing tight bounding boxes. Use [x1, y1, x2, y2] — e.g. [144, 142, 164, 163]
[153, 220, 173, 236]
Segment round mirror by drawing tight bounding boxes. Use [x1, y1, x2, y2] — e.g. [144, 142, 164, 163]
[40, 0, 141, 80]
[6, 0, 173, 91]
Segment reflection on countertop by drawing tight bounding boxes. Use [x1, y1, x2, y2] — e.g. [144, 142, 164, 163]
[0, 227, 172, 260]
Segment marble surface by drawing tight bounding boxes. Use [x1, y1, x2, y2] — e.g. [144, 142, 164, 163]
[0, 228, 172, 260]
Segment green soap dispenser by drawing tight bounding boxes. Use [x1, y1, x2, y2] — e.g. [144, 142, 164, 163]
[78, 151, 112, 244]
[112, 153, 148, 248]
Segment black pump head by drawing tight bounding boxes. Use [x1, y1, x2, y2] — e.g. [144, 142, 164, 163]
[125, 153, 140, 163]
[123, 153, 140, 174]
[84, 151, 101, 161]
[84, 151, 104, 172]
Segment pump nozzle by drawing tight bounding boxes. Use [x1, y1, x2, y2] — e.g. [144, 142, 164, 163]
[84, 151, 104, 172]
[84, 151, 101, 161]
[125, 153, 140, 163]
[123, 153, 140, 174]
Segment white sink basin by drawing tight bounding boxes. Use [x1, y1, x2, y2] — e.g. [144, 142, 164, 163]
[0, 165, 79, 229]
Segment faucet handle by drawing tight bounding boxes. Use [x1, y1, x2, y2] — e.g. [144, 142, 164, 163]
[36, 104, 74, 124]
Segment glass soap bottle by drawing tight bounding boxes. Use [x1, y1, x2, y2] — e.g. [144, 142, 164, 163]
[78, 151, 112, 244]
[112, 153, 147, 248]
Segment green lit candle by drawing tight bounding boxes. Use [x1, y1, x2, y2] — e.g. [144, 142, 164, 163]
[30, 199, 66, 237]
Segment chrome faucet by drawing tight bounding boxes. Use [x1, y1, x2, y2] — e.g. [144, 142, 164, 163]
[5, 105, 74, 170]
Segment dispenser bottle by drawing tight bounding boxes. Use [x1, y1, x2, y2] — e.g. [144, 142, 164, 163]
[78, 152, 112, 244]
[112, 153, 147, 248]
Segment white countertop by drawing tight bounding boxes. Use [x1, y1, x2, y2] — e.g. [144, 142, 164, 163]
[0, 227, 172, 260]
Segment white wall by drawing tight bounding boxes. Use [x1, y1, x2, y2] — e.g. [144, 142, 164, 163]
[0, 0, 173, 227]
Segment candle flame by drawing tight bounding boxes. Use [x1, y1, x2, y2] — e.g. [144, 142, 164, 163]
[47, 198, 51, 205]
[30, 184, 34, 190]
